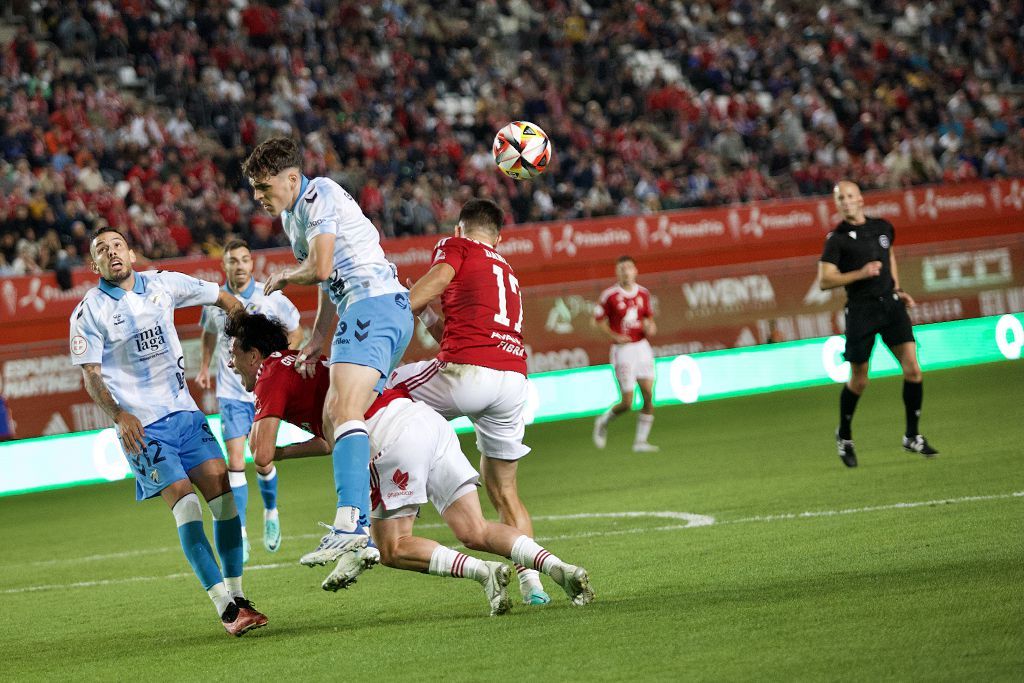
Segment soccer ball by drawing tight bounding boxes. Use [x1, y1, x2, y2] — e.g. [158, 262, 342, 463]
[493, 121, 552, 179]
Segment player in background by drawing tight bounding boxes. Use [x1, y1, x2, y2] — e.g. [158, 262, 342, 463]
[196, 238, 303, 561]
[242, 138, 413, 578]
[592, 255, 659, 453]
[819, 180, 939, 467]
[224, 311, 594, 615]
[387, 198, 549, 606]
[70, 227, 266, 637]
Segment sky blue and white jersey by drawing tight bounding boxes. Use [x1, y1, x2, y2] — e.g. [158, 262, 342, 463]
[200, 279, 301, 402]
[280, 175, 405, 311]
[69, 270, 220, 427]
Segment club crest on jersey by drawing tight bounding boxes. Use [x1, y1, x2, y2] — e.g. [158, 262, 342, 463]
[71, 335, 88, 355]
[879, 235, 891, 249]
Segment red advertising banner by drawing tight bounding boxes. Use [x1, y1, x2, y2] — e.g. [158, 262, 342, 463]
[2, 179, 1022, 346]
[3, 233, 1022, 440]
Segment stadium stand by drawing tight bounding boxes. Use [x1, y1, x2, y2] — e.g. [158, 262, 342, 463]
[0, 0, 1021, 274]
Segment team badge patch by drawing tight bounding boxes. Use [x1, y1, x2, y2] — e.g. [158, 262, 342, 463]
[879, 235, 891, 248]
[71, 335, 88, 355]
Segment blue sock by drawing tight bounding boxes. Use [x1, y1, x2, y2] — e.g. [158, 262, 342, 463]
[209, 493, 244, 579]
[228, 470, 248, 530]
[172, 494, 224, 590]
[333, 421, 370, 526]
[257, 467, 278, 511]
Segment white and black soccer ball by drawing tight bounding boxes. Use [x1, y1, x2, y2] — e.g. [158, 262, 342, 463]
[492, 121, 552, 180]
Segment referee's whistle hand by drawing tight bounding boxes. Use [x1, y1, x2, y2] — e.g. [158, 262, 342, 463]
[861, 261, 883, 278]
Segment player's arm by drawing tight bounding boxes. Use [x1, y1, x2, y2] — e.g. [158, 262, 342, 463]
[214, 289, 243, 315]
[251, 414, 330, 466]
[292, 288, 335, 377]
[408, 263, 455, 315]
[81, 363, 145, 455]
[890, 247, 916, 307]
[817, 260, 882, 290]
[594, 317, 630, 343]
[197, 328, 217, 389]
[286, 325, 304, 350]
[642, 316, 657, 338]
[265, 233, 336, 293]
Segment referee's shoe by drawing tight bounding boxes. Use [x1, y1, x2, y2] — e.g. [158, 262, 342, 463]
[835, 430, 857, 468]
[902, 434, 939, 457]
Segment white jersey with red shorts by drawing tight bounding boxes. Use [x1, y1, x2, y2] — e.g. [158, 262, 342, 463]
[387, 236, 530, 461]
[594, 284, 655, 388]
[366, 389, 480, 520]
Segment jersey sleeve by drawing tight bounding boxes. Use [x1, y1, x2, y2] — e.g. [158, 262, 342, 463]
[158, 271, 221, 308]
[269, 292, 302, 331]
[820, 232, 841, 265]
[253, 362, 295, 422]
[303, 183, 344, 241]
[432, 238, 466, 274]
[69, 301, 104, 366]
[200, 305, 221, 334]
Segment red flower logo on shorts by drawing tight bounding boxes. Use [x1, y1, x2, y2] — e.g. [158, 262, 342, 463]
[392, 469, 409, 491]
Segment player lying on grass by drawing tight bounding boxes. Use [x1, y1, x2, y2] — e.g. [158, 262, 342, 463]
[224, 311, 594, 615]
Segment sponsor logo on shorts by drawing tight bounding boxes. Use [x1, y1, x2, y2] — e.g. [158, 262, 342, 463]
[392, 469, 409, 490]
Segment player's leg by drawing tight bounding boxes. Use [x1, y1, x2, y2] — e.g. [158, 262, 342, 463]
[633, 378, 658, 452]
[220, 399, 254, 561]
[835, 303, 878, 467]
[370, 510, 512, 616]
[304, 293, 412, 566]
[442, 491, 594, 607]
[594, 346, 635, 449]
[182, 412, 267, 635]
[889, 334, 938, 456]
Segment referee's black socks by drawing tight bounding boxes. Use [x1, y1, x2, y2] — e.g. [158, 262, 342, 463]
[903, 380, 923, 438]
[838, 385, 860, 440]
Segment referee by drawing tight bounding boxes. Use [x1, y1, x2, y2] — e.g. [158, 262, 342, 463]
[818, 180, 939, 467]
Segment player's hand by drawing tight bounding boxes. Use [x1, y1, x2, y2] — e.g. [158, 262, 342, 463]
[196, 365, 211, 389]
[264, 272, 288, 295]
[897, 289, 916, 308]
[614, 333, 631, 344]
[115, 411, 146, 455]
[860, 261, 883, 278]
[294, 344, 320, 379]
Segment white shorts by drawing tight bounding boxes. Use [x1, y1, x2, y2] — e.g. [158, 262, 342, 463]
[387, 359, 531, 461]
[610, 339, 655, 389]
[369, 401, 479, 520]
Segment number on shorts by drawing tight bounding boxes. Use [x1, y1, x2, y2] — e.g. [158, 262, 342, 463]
[492, 264, 522, 333]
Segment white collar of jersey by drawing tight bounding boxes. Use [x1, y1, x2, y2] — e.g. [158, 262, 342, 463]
[98, 273, 146, 300]
[616, 284, 639, 297]
[286, 175, 311, 214]
[224, 278, 256, 298]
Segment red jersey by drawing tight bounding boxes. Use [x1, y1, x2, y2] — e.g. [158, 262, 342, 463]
[594, 285, 653, 342]
[432, 236, 527, 375]
[253, 350, 411, 437]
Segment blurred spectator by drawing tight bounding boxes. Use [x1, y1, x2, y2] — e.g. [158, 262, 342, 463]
[0, 0, 1020, 277]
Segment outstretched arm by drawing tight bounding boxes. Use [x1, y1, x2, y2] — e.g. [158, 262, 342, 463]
[408, 263, 455, 315]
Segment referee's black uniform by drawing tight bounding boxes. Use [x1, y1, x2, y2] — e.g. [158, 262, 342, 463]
[820, 217, 914, 363]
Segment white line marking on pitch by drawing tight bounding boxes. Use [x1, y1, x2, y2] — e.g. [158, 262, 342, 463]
[2, 491, 1020, 595]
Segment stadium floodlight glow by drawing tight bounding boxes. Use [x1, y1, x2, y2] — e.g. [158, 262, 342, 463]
[1, 312, 1021, 497]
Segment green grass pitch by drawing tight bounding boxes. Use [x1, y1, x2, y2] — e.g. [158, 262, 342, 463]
[1, 361, 1022, 680]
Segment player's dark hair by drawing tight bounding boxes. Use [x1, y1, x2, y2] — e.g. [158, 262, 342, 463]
[224, 312, 290, 358]
[241, 137, 303, 180]
[223, 238, 250, 254]
[617, 255, 635, 264]
[91, 226, 130, 244]
[458, 198, 503, 238]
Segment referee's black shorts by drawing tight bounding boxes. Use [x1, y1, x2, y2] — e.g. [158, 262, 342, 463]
[843, 292, 915, 363]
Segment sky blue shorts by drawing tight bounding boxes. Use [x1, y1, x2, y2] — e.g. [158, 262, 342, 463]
[332, 293, 414, 393]
[127, 411, 224, 501]
[219, 397, 255, 441]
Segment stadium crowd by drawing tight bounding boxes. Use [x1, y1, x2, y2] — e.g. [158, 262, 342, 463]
[0, 0, 1022, 275]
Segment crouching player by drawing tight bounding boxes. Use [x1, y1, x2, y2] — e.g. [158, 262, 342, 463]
[225, 311, 594, 615]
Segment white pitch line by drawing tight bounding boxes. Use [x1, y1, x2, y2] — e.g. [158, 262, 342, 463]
[2, 491, 1020, 595]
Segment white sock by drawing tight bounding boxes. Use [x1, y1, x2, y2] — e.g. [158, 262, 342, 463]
[510, 535, 561, 575]
[208, 582, 234, 616]
[171, 492, 202, 526]
[429, 546, 488, 582]
[516, 565, 543, 588]
[635, 413, 654, 444]
[333, 505, 359, 532]
[228, 470, 247, 488]
[224, 576, 244, 601]
[256, 466, 277, 482]
[599, 408, 619, 426]
[264, 508, 279, 521]
[207, 492, 238, 521]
